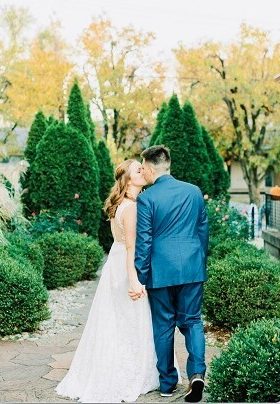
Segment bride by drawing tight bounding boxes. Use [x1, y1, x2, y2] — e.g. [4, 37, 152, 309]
[56, 159, 174, 403]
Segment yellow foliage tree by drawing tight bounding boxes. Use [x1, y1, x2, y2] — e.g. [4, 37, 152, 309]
[5, 21, 73, 127]
[174, 24, 280, 205]
[81, 18, 165, 158]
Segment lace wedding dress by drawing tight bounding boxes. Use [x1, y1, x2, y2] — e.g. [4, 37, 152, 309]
[56, 200, 162, 403]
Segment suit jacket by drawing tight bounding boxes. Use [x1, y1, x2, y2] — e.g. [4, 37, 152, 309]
[135, 175, 209, 289]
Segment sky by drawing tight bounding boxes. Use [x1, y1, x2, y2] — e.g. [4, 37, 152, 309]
[2, 0, 280, 61]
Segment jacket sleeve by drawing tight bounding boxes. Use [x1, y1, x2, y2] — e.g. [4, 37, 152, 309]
[197, 192, 209, 264]
[134, 194, 153, 285]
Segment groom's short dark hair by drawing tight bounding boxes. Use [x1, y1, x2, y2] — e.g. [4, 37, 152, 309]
[141, 145, 171, 166]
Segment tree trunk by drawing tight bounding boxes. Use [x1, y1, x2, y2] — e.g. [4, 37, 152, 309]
[112, 109, 119, 145]
[240, 162, 262, 207]
[102, 110, 109, 140]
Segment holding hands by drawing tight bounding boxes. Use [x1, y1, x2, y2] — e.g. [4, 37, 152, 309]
[128, 275, 147, 301]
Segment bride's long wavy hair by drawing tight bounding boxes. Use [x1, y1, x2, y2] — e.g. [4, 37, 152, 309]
[104, 159, 136, 219]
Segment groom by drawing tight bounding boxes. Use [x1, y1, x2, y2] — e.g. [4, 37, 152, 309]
[133, 145, 208, 402]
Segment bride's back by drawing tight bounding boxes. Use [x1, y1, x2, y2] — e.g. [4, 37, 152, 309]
[111, 199, 134, 243]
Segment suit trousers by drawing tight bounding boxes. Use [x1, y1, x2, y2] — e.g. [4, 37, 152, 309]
[148, 282, 206, 393]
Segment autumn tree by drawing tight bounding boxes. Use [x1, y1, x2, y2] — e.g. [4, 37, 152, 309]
[81, 18, 165, 158]
[0, 6, 32, 157]
[174, 24, 280, 205]
[5, 21, 73, 127]
[0, 6, 32, 111]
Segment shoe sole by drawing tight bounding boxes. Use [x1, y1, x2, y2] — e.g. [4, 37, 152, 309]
[184, 380, 204, 402]
[160, 388, 178, 397]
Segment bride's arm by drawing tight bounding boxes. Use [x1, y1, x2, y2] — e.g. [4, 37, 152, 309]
[123, 204, 146, 297]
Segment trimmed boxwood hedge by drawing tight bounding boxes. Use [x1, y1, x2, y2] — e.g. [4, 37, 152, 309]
[207, 318, 280, 402]
[204, 250, 280, 329]
[0, 251, 49, 336]
[37, 231, 104, 289]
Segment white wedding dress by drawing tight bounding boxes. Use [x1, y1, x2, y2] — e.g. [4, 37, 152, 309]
[56, 200, 162, 403]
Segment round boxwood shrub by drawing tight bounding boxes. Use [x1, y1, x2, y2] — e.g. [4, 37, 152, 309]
[207, 318, 280, 402]
[5, 231, 44, 274]
[81, 237, 104, 280]
[209, 237, 268, 261]
[37, 232, 104, 289]
[37, 232, 86, 289]
[0, 251, 49, 336]
[204, 254, 280, 329]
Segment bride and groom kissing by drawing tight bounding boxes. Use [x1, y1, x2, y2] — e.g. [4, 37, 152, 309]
[56, 145, 208, 403]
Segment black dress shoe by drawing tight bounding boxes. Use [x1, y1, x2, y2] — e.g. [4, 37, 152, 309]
[184, 374, 204, 402]
[160, 384, 178, 397]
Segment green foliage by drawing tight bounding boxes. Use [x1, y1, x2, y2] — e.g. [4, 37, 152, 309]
[81, 237, 104, 280]
[159, 94, 188, 181]
[96, 140, 114, 202]
[37, 232, 86, 289]
[5, 231, 44, 274]
[30, 209, 81, 237]
[209, 237, 267, 261]
[204, 250, 280, 329]
[201, 126, 230, 198]
[21, 111, 47, 216]
[37, 231, 104, 289]
[29, 121, 101, 237]
[149, 102, 167, 146]
[67, 81, 91, 140]
[24, 111, 47, 163]
[206, 198, 249, 249]
[0, 250, 49, 336]
[86, 103, 98, 152]
[181, 102, 213, 195]
[96, 140, 114, 252]
[207, 318, 280, 402]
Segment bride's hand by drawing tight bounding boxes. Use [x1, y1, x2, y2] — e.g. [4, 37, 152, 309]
[128, 277, 146, 300]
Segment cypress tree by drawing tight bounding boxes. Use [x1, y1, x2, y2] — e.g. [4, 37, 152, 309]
[67, 81, 90, 140]
[21, 111, 47, 216]
[159, 94, 188, 181]
[149, 102, 167, 146]
[201, 125, 230, 197]
[96, 140, 115, 252]
[29, 121, 101, 237]
[85, 103, 98, 153]
[181, 101, 214, 196]
[24, 111, 47, 163]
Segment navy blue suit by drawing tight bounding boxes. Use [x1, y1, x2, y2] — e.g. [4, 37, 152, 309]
[135, 175, 208, 392]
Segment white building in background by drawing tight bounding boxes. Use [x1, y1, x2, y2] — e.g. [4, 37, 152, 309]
[229, 160, 280, 204]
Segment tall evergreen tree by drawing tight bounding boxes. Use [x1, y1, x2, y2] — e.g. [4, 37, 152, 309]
[96, 140, 115, 252]
[201, 125, 230, 197]
[85, 103, 98, 152]
[182, 101, 214, 195]
[67, 81, 91, 140]
[29, 121, 101, 237]
[24, 111, 47, 163]
[21, 111, 47, 216]
[149, 102, 167, 146]
[159, 94, 189, 181]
